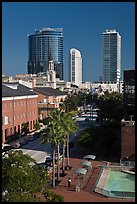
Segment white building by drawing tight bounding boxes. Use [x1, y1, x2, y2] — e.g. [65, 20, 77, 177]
[69, 48, 82, 86]
[79, 81, 123, 94]
[102, 29, 121, 84]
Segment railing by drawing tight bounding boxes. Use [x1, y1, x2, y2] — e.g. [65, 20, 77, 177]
[94, 187, 135, 199]
[93, 165, 135, 199]
[93, 166, 104, 191]
[120, 160, 135, 167]
[110, 191, 135, 199]
[99, 165, 135, 171]
[94, 186, 110, 197]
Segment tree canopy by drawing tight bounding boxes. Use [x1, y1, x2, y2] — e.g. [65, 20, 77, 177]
[99, 92, 124, 125]
[2, 150, 50, 202]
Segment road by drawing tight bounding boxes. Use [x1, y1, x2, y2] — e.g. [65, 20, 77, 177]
[15, 112, 98, 164]
[20, 138, 51, 163]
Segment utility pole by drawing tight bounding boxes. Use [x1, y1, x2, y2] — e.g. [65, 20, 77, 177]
[89, 85, 92, 122]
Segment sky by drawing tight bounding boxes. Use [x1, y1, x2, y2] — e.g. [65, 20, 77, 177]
[2, 2, 135, 82]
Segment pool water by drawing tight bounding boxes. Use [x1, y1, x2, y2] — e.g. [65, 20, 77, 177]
[105, 170, 135, 195]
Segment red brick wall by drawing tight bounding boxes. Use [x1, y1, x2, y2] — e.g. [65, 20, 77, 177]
[121, 125, 135, 158]
[2, 96, 38, 144]
[36, 93, 60, 119]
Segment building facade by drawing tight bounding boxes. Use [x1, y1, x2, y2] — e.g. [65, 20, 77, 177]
[123, 70, 135, 120]
[33, 87, 67, 119]
[28, 28, 63, 80]
[102, 29, 121, 84]
[2, 83, 38, 144]
[121, 122, 135, 159]
[69, 48, 82, 86]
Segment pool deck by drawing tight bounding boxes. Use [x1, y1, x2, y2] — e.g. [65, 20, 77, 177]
[50, 158, 135, 202]
[95, 168, 110, 189]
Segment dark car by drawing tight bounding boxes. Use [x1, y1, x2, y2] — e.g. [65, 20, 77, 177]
[12, 142, 21, 149]
[20, 139, 29, 147]
[2, 145, 14, 153]
[33, 133, 40, 138]
[85, 118, 89, 121]
[28, 136, 37, 141]
[36, 163, 52, 173]
[45, 156, 53, 167]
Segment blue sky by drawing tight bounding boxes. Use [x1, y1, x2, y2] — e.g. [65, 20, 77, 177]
[2, 2, 135, 82]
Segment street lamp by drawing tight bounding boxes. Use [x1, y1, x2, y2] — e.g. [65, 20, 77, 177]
[89, 88, 96, 125]
[89, 93, 93, 122]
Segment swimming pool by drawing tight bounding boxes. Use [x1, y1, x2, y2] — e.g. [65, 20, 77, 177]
[94, 166, 135, 199]
[105, 170, 135, 198]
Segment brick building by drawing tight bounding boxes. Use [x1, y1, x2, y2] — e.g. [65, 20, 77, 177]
[2, 83, 38, 144]
[33, 87, 67, 119]
[121, 122, 135, 159]
[123, 70, 135, 120]
[120, 69, 135, 160]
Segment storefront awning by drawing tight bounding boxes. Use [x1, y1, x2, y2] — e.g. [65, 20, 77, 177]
[79, 160, 91, 167]
[74, 168, 87, 175]
[83, 155, 96, 160]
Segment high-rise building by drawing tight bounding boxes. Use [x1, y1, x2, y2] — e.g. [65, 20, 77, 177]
[69, 48, 82, 86]
[27, 28, 63, 80]
[102, 29, 121, 83]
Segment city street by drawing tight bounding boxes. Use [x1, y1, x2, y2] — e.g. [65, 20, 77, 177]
[20, 138, 52, 163]
[10, 111, 98, 164]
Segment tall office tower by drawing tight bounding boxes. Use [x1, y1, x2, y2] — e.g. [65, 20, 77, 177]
[27, 28, 63, 80]
[69, 48, 82, 86]
[102, 29, 121, 83]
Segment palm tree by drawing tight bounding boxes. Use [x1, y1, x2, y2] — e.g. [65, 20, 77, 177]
[61, 112, 78, 171]
[41, 109, 65, 187]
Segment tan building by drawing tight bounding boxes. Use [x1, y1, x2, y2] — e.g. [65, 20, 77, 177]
[2, 82, 38, 144]
[33, 87, 67, 119]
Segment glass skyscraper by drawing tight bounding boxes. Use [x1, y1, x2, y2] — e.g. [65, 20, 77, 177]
[102, 29, 121, 83]
[27, 28, 63, 80]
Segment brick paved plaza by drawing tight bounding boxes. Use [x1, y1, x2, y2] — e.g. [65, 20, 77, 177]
[50, 158, 135, 202]
[50, 136, 135, 202]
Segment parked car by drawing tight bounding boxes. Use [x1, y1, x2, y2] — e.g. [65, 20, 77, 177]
[45, 156, 53, 167]
[2, 144, 14, 153]
[85, 118, 89, 121]
[33, 133, 40, 138]
[28, 136, 37, 141]
[12, 142, 21, 149]
[20, 139, 29, 147]
[36, 163, 52, 173]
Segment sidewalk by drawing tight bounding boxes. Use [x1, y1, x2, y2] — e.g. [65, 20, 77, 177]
[8, 129, 41, 146]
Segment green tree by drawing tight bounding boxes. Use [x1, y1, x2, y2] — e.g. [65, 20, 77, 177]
[2, 150, 50, 202]
[42, 190, 64, 202]
[99, 92, 123, 125]
[34, 120, 40, 131]
[41, 109, 65, 187]
[21, 122, 29, 135]
[62, 111, 78, 169]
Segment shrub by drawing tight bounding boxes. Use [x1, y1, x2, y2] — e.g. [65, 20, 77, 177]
[42, 190, 64, 202]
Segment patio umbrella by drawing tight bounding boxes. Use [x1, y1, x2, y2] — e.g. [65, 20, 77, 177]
[79, 160, 91, 168]
[83, 155, 96, 160]
[74, 168, 87, 176]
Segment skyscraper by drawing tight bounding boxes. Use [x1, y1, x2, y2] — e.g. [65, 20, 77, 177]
[102, 29, 121, 83]
[27, 28, 63, 80]
[69, 48, 82, 86]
